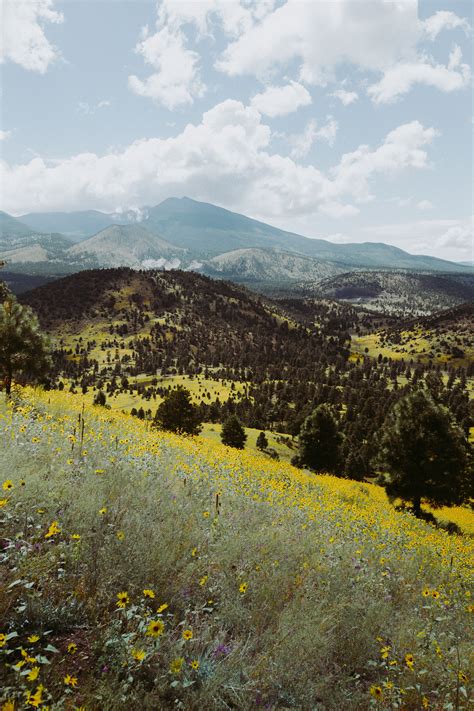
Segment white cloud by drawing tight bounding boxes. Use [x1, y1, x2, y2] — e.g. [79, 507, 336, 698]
[250, 81, 311, 117]
[77, 100, 111, 116]
[0, 130, 12, 141]
[0, 100, 438, 227]
[128, 24, 205, 110]
[0, 0, 63, 73]
[325, 232, 352, 244]
[417, 199, 433, 210]
[422, 10, 470, 41]
[290, 118, 338, 159]
[142, 258, 181, 270]
[368, 46, 471, 104]
[331, 89, 359, 106]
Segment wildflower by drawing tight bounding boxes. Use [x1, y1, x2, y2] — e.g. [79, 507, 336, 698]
[94, 469, 105, 475]
[27, 634, 40, 644]
[25, 684, 44, 708]
[67, 643, 78, 654]
[191, 547, 198, 557]
[369, 685, 383, 700]
[170, 657, 184, 674]
[44, 521, 60, 538]
[422, 588, 430, 597]
[131, 648, 146, 662]
[31, 437, 40, 444]
[467, 604, 474, 613]
[27, 667, 40, 682]
[239, 582, 248, 594]
[146, 620, 165, 637]
[157, 603, 168, 613]
[458, 671, 468, 683]
[143, 589, 155, 599]
[422, 697, 430, 709]
[380, 645, 391, 659]
[190, 659, 200, 670]
[405, 653, 414, 670]
[2, 480, 13, 491]
[203, 511, 210, 518]
[116, 591, 129, 609]
[383, 681, 394, 689]
[182, 629, 193, 641]
[64, 674, 78, 688]
[0, 498, 8, 507]
[199, 575, 208, 586]
[116, 531, 125, 541]
[2, 700, 15, 711]
[99, 507, 107, 515]
[431, 590, 440, 599]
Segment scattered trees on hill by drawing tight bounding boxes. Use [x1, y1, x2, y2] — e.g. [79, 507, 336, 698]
[0, 295, 51, 396]
[377, 389, 472, 516]
[294, 404, 342, 473]
[153, 387, 202, 435]
[221, 415, 247, 449]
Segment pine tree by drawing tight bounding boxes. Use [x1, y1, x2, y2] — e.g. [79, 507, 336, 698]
[256, 431, 269, 451]
[153, 387, 202, 435]
[0, 296, 51, 396]
[297, 404, 342, 473]
[377, 389, 472, 516]
[221, 415, 247, 449]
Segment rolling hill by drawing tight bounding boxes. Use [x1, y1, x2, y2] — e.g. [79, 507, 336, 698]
[303, 271, 474, 316]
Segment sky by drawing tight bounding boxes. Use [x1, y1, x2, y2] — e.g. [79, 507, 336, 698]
[0, 0, 472, 262]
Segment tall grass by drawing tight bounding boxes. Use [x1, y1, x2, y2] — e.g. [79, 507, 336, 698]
[0, 387, 472, 710]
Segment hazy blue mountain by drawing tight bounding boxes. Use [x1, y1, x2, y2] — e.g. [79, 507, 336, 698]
[0, 211, 37, 240]
[19, 210, 121, 241]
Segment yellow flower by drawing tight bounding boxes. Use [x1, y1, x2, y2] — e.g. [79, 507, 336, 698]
[422, 588, 430, 597]
[199, 575, 208, 586]
[71, 534, 81, 541]
[422, 697, 429, 709]
[239, 582, 248, 594]
[116, 531, 125, 541]
[380, 645, 391, 659]
[2, 700, 15, 711]
[24, 684, 44, 708]
[0, 498, 9, 507]
[157, 603, 169, 613]
[190, 659, 200, 670]
[94, 469, 105, 475]
[44, 521, 61, 538]
[131, 648, 146, 662]
[404, 653, 414, 669]
[28, 635, 40, 643]
[146, 620, 165, 637]
[458, 671, 468, 683]
[99, 507, 107, 515]
[383, 681, 393, 689]
[143, 589, 155, 599]
[431, 590, 440, 599]
[169, 657, 184, 674]
[116, 591, 129, 608]
[67, 642, 78, 654]
[31, 437, 40, 444]
[182, 629, 193, 641]
[369, 685, 383, 699]
[191, 547, 198, 557]
[64, 674, 78, 688]
[27, 666, 40, 682]
[2, 480, 13, 491]
[203, 511, 210, 518]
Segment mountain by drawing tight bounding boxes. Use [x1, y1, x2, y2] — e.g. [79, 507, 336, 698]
[201, 247, 345, 285]
[0, 270, 57, 295]
[304, 271, 474, 316]
[66, 224, 185, 268]
[19, 210, 122, 241]
[0, 211, 37, 239]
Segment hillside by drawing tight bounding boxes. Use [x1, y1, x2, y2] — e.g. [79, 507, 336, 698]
[66, 224, 186, 268]
[305, 271, 474, 316]
[0, 387, 472, 710]
[200, 247, 345, 284]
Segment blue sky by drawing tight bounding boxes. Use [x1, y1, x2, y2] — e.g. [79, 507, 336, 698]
[0, 0, 472, 261]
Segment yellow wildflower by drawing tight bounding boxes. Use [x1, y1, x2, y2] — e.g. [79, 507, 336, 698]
[27, 667, 40, 682]
[169, 657, 184, 674]
[143, 589, 155, 599]
[44, 521, 60, 538]
[157, 603, 169, 613]
[67, 643, 78, 654]
[27, 635, 40, 644]
[190, 659, 200, 670]
[131, 648, 146, 662]
[2, 480, 13, 491]
[0, 498, 8, 507]
[369, 685, 383, 700]
[64, 674, 78, 688]
[116, 531, 125, 541]
[239, 582, 248, 594]
[116, 591, 129, 608]
[182, 629, 193, 641]
[146, 620, 165, 637]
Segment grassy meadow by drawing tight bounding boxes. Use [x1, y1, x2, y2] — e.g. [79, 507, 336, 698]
[0, 387, 473, 710]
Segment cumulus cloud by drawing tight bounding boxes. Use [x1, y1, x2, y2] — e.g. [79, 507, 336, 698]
[0, 0, 63, 73]
[368, 46, 471, 104]
[250, 81, 311, 117]
[0, 130, 12, 141]
[331, 89, 359, 106]
[0, 100, 438, 225]
[417, 199, 433, 210]
[289, 118, 338, 159]
[421, 10, 470, 41]
[77, 100, 111, 116]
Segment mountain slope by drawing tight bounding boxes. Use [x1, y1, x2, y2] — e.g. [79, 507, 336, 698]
[19, 209, 120, 241]
[310, 271, 474, 316]
[66, 224, 185, 268]
[0, 211, 37, 240]
[201, 247, 345, 284]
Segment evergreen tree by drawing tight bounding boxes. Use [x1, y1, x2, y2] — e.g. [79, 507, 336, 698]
[221, 415, 247, 449]
[93, 390, 107, 407]
[153, 387, 202, 435]
[256, 431, 268, 451]
[0, 296, 51, 396]
[377, 389, 472, 516]
[297, 404, 342, 473]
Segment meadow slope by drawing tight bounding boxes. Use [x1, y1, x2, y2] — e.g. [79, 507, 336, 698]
[0, 388, 472, 710]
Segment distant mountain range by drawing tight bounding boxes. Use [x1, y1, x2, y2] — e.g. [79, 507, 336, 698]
[1, 199, 471, 286]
